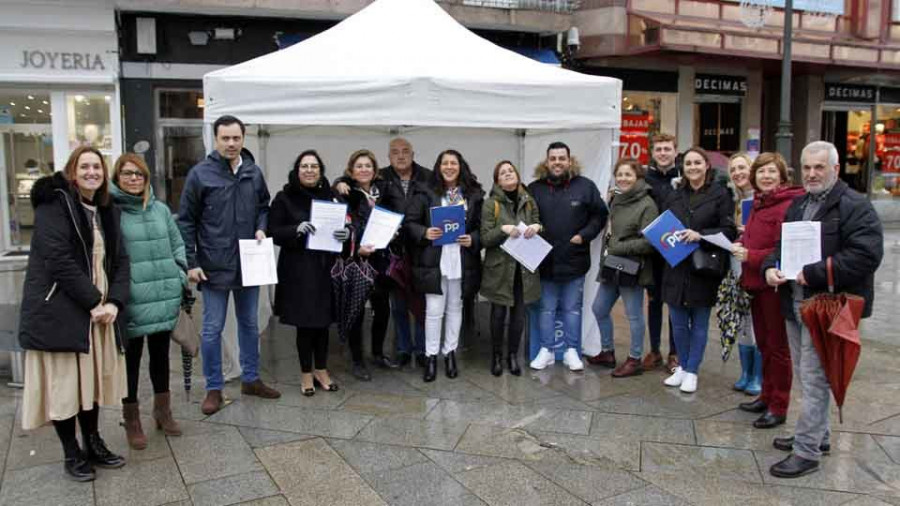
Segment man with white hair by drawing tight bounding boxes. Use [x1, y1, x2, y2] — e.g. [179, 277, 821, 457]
[763, 140, 883, 478]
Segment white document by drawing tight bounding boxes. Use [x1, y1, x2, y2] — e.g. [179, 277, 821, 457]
[239, 238, 278, 287]
[500, 222, 553, 273]
[360, 206, 404, 250]
[781, 221, 822, 280]
[307, 200, 347, 253]
[701, 232, 734, 251]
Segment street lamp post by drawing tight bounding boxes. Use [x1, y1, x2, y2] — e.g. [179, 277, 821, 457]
[775, 0, 794, 165]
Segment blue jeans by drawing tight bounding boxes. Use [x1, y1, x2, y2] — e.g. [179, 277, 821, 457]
[201, 286, 260, 391]
[667, 305, 712, 374]
[538, 277, 584, 350]
[390, 290, 425, 356]
[591, 282, 645, 359]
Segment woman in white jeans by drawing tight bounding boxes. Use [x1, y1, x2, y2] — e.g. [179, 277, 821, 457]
[404, 149, 484, 382]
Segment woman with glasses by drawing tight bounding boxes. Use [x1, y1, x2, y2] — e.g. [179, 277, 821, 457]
[269, 150, 350, 396]
[110, 154, 186, 449]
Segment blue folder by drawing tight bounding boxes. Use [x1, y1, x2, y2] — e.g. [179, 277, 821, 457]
[430, 204, 466, 246]
[741, 198, 753, 226]
[641, 210, 699, 267]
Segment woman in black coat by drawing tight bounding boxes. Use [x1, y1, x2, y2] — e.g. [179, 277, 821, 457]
[268, 150, 350, 396]
[19, 146, 130, 481]
[405, 150, 483, 382]
[337, 149, 400, 381]
[661, 147, 737, 394]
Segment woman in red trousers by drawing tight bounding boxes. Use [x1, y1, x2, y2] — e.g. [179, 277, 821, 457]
[731, 152, 804, 429]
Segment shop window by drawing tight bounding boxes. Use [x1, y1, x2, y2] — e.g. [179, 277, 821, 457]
[875, 105, 900, 200]
[620, 91, 677, 164]
[0, 91, 53, 248]
[66, 92, 113, 166]
[159, 90, 204, 119]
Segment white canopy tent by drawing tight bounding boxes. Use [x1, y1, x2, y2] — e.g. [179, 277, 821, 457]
[203, 0, 622, 356]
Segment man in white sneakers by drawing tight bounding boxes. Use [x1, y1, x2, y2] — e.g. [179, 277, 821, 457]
[526, 142, 608, 371]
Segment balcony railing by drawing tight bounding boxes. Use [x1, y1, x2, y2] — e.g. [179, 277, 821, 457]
[443, 0, 580, 13]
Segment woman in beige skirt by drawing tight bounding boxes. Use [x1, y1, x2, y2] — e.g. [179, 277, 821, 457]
[18, 146, 131, 482]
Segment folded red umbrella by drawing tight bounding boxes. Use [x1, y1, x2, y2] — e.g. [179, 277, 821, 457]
[799, 257, 865, 423]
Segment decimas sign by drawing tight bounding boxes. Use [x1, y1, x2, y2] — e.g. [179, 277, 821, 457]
[620, 113, 650, 165]
[883, 133, 900, 174]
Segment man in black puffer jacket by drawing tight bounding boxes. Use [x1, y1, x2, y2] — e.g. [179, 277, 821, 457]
[527, 141, 608, 373]
[641, 133, 681, 372]
[763, 141, 883, 479]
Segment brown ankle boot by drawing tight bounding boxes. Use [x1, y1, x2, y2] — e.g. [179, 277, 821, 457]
[201, 390, 223, 415]
[122, 401, 147, 450]
[153, 392, 182, 436]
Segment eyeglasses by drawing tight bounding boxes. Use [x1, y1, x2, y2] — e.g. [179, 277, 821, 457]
[120, 170, 145, 180]
[298, 164, 320, 171]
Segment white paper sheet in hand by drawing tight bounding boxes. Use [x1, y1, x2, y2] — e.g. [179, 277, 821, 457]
[360, 206, 404, 250]
[700, 232, 734, 251]
[307, 200, 347, 253]
[239, 238, 278, 286]
[780, 221, 821, 280]
[500, 222, 553, 273]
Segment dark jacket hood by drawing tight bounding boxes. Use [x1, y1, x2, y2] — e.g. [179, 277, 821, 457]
[31, 171, 72, 208]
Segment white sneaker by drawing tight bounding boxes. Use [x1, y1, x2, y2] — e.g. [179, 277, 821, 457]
[680, 372, 698, 393]
[530, 347, 555, 370]
[663, 366, 686, 387]
[562, 348, 584, 372]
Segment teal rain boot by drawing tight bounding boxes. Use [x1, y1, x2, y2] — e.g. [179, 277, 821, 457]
[744, 347, 763, 396]
[733, 344, 753, 391]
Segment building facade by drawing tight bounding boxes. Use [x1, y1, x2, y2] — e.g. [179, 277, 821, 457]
[575, 0, 900, 221]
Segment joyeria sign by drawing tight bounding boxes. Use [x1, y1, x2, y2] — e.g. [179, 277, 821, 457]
[19, 50, 107, 71]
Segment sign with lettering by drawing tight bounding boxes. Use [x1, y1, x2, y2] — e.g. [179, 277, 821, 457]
[695, 74, 747, 96]
[0, 31, 117, 80]
[18, 50, 106, 71]
[619, 113, 650, 164]
[824, 84, 876, 103]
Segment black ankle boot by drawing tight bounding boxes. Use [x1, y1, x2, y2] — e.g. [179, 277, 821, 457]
[445, 351, 458, 379]
[491, 353, 503, 377]
[85, 433, 125, 469]
[62, 440, 95, 482]
[423, 356, 437, 383]
[507, 353, 521, 376]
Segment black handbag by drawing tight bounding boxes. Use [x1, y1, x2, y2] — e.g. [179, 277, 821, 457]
[600, 254, 641, 286]
[691, 248, 727, 278]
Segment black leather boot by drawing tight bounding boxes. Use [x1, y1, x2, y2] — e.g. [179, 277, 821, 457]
[423, 355, 437, 383]
[507, 353, 521, 376]
[85, 433, 126, 469]
[62, 440, 95, 482]
[491, 353, 503, 377]
[445, 351, 458, 379]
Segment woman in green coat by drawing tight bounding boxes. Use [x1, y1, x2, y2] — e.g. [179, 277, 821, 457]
[110, 154, 186, 450]
[480, 161, 542, 376]
[589, 158, 659, 378]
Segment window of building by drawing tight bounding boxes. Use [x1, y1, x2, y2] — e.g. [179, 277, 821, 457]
[620, 91, 678, 164]
[874, 104, 900, 200]
[0, 91, 53, 249]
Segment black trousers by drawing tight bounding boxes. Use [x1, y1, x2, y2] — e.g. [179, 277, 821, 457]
[348, 277, 391, 364]
[123, 331, 171, 403]
[647, 255, 676, 355]
[490, 267, 524, 355]
[296, 327, 329, 373]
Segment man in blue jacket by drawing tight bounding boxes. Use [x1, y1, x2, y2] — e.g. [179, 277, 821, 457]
[528, 142, 608, 372]
[178, 115, 281, 415]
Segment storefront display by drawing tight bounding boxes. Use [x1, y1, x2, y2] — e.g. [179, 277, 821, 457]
[620, 91, 677, 165]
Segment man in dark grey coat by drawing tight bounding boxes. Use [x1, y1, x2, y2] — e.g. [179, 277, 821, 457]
[763, 141, 883, 478]
[178, 115, 281, 415]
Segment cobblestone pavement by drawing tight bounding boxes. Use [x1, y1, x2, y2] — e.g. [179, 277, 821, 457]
[1, 230, 898, 506]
